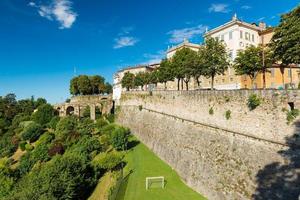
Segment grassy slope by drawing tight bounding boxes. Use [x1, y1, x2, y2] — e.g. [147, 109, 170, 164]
[88, 172, 113, 200]
[116, 140, 206, 200]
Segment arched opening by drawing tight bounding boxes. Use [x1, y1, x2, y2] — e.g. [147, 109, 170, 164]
[66, 106, 75, 115]
[54, 107, 60, 116]
[288, 102, 295, 111]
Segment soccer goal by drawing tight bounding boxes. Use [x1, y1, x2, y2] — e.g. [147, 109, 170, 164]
[145, 176, 165, 190]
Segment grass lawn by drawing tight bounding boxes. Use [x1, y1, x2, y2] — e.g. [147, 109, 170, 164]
[115, 139, 206, 200]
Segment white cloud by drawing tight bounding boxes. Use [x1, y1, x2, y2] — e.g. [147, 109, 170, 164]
[28, 2, 36, 7]
[241, 5, 251, 10]
[258, 17, 265, 21]
[167, 25, 207, 44]
[29, 0, 77, 29]
[113, 37, 139, 49]
[209, 3, 230, 13]
[143, 50, 165, 64]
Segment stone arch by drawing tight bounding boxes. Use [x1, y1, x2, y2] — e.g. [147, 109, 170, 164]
[66, 106, 75, 115]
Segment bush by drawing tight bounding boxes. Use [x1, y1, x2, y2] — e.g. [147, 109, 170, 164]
[105, 114, 115, 123]
[55, 116, 77, 140]
[209, 107, 214, 115]
[32, 104, 55, 126]
[138, 105, 143, 111]
[77, 118, 95, 136]
[247, 94, 261, 111]
[19, 141, 27, 151]
[0, 131, 18, 158]
[47, 116, 60, 130]
[11, 152, 97, 200]
[92, 151, 124, 171]
[286, 109, 300, 124]
[21, 122, 43, 142]
[225, 110, 231, 120]
[48, 141, 64, 157]
[110, 127, 130, 151]
[25, 143, 33, 151]
[95, 118, 109, 130]
[82, 106, 91, 118]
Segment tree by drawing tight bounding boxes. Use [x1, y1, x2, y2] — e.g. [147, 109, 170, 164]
[32, 104, 55, 126]
[21, 122, 43, 142]
[70, 76, 80, 95]
[121, 72, 135, 91]
[158, 59, 174, 90]
[110, 127, 130, 151]
[77, 75, 92, 95]
[92, 151, 124, 171]
[104, 82, 113, 94]
[35, 98, 47, 108]
[234, 46, 264, 88]
[172, 49, 188, 90]
[89, 75, 105, 94]
[203, 37, 229, 89]
[271, 5, 300, 88]
[194, 47, 206, 87]
[134, 72, 146, 90]
[271, 5, 300, 66]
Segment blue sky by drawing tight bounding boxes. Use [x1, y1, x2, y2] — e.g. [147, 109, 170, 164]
[0, 0, 298, 103]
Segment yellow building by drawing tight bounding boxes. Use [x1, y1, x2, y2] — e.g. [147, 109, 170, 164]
[241, 28, 300, 89]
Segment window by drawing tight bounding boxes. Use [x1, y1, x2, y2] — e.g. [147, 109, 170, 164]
[240, 30, 243, 39]
[245, 32, 250, 40]
[252, 34, 255, 42]
[222, 79, 225, 83]
[228, 50, 233, 60]
[230, 78, 234, 82]
[229, 31, 233, 40]
[271, 68, 275, 77]
[221, 34, 224, 41]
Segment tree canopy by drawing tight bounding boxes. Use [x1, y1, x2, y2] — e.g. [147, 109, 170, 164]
[70, 75, 112, 95]
[271, 5, 300, 65]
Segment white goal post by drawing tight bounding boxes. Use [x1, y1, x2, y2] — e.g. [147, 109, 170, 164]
[145, 176, 165, 190]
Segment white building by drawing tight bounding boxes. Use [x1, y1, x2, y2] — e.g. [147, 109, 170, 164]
[166, 38, 201, 59]
[203, 14, 267, 89]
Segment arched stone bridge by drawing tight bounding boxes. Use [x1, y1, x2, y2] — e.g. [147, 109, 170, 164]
[54, 95, 114, 120]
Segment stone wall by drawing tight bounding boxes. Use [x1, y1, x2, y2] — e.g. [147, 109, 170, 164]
[116, 90, 300, 199]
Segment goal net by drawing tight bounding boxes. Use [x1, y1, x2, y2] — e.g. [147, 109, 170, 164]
[145, 176, 165, 190]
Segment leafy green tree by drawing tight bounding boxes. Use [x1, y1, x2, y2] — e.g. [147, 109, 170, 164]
[271, 5, 300, 66]
[104, 82, 113, 94]
[121, 72, 135, 91]
[70, 76, 80, 95]
[21, 122, 43, 142]
[34, 98, 47, 108]
[82, 106, 91, 118]
[194, 47, 206, 87]
[89, 75, 105, 94]
[0, 157, 14, 198]
[77, 75, 92, 95]
[32, 104, 55, 126]
[271, 5, 300, 87]
[92, 151, 124, 171]
[172, 49, 187, 90]
[110, 127, 130, 150]
[203, 37, 229, 89]
[134, 72, 146, 90]
[55, 116, 78, 140]
[234, 45, 273, 88]
[158, 59, 174, 90]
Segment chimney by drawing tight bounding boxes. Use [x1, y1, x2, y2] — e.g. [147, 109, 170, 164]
[259, 22, 266, 30]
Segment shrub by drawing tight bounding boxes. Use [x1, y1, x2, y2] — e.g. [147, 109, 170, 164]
[225, 110, 231, 120]
[110, 127, 130, 151]
[32, 104, 55, 126]
[138, 105, 143, 111]
[77, 118, 95, 136]
[21, 122, 43, 142]
[95, 118, 109, 130]
[92, 151, 124, 171]
[247, 94, 261, 111]
[209, 107, 214, 115]
[105, 114, 115, 123]
[82, 106, 91, 118]
[286, 109, 300, 124]
[224, 96, 230, 102]
[19, 141, 27, 151]
[48, 141, 64, 157]
[25, 144, 33, 151]
[0, 131, 18, 158]
[55, 116, 77, 140]
[47, 116, 60, 130]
